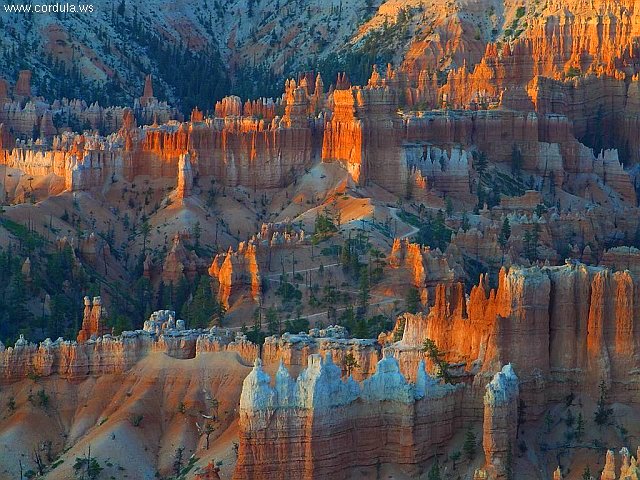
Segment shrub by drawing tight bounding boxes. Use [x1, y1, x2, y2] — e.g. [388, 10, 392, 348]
[129, 413, 144, 427]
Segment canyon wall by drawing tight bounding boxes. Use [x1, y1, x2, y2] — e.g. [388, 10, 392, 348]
[482, 365, 519, 480]
[0, 324, 257, 384]
[393, 262, 640, 414]
[3, 262, 639, 478]
[2, 72, 638, 203]
[261, 326, 380, 380]
[388, 238, 459, 307]
[234, 353, 465, 480]
[234, 256, 640, 478]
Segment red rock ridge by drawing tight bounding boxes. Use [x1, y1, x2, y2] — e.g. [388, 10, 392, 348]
[0, 326, 257, 384]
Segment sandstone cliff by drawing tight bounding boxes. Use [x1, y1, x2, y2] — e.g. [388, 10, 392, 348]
[76, 296, 109, 343]
[388, 262, 640, 415]
[482, 365, 519, 480]
[0, 314, 257, 383]
[208, 241, 261, 309]
[262, 325, 380, 380]
[234, 353, 463, 480]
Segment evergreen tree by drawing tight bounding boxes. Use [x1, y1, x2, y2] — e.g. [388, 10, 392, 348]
[464, 426, 476, 460]
[265, 307, 280, 335]
[192, 221, 202, 249]
[445, 197, 453, 218]
[358, 266, 370, 312]
[427, 460, 441, 480]
[523, 224, 540, 263]
[576, 412, 585, 441]
[181, 276, 221, 328]
[174, 277, 191, 314]
[450, 451, 461, 471]
[405, 287, 421, 314]
[473, 150, 488, 179]
[422, 338, 451, 383]
[417, 211, 451, 251]
[498, 217, 511, 250]
[511, 145, 523, 177]
[594, 379, 613, 426]
[344, 352, 360, 377]
[352, 317, 369, 338]
[461, 211, 470, 232]
[140, 221, 151, 254]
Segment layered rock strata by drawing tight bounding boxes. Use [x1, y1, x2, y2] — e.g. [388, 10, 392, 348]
[0, 324, 257, 383]
[162, 232, 208, 284]
[388, 238, 458, 307]
[77, 296, 109, 343]
[388, 262, 640, 414]
[596, 447, 640, 480]
[2, 66, 638, 207]
[208, 241, 261, 309]
[234, 353, 463, 480]
[262, 326, 380, 380]
[482, 365, 519, 480]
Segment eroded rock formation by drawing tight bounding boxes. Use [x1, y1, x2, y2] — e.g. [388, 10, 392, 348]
[77, 296, 108, 343]
[175, 152, 193, 199]
[209, 241, 261, 309]
[482, 365, 519, 480]
[15, 70, 32, 98]
[1, 320, 257, 383]
[388, 238, 458, 306]
[234, 353, 463, 480]
[162, 233, 207, 284]
[386, 261, 640, 416]
[262, 325, 380, 380]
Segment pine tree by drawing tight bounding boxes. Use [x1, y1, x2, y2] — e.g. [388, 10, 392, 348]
[461, 211, 470, 232]
[140, 221, 151, 254]
[450, 450, 461, 471]
[427, 460, 441, 480]
[445, 197, 453, 217]
[358, 266, 370, 312]
[473, 150, 488, 179]
[266, 307, 280, 335]
[576, 412, 585, 441]
[423, 338, 451, 383]
[181, 276, 220, 328]
[498, 217, 511, 250]
[594, 379, 613, 427]
[192, 221, 202, 249]
[511, 144, 523, 177]
[344, 352, 360, 377]
[464, 426, 476, 460]
[405, 287, 421, 314]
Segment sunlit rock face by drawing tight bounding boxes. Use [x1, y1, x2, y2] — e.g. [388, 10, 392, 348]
[208, 241, 261, 309]
[386, 262, 640, 414]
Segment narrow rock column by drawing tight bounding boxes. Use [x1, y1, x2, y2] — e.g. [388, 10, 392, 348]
[483, 364, 519, 480]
